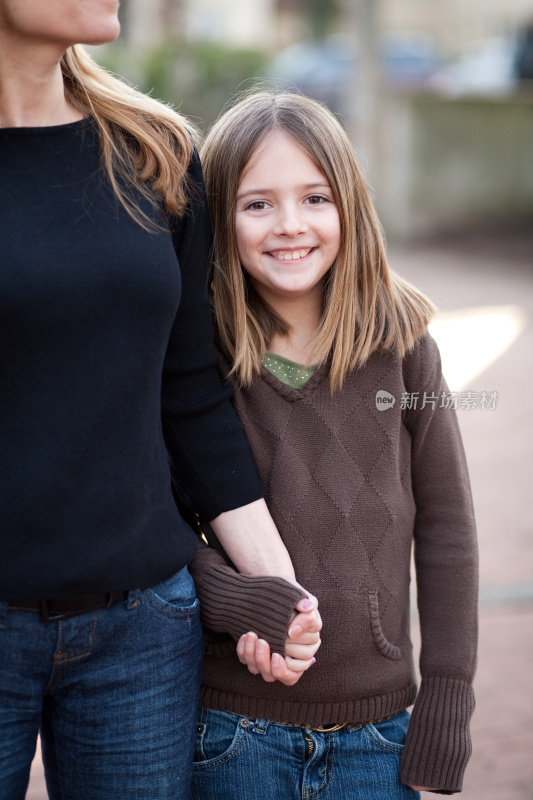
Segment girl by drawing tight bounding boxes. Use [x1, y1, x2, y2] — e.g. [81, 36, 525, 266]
[190, 91, 478, 798]
[0, 7, 314, 798]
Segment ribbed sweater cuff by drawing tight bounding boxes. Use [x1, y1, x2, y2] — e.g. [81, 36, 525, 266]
[400, 676, 475, 794]
[197, 563, 306, 655]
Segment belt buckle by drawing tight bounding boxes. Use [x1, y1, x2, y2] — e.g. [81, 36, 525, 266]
[310, 722, 347, 733]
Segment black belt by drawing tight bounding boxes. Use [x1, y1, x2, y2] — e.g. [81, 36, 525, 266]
[7, 591, 129, 622]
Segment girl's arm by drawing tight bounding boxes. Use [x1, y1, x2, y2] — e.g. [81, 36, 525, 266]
[399, 334, 478, 794]
[189, 540, 321, 685]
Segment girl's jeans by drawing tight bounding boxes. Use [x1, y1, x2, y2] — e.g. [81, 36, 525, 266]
[0, 566, 203, 800]
[191, 708, 421, 800]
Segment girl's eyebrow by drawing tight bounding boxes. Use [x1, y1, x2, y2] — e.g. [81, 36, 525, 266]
[236, 182, 332, 201]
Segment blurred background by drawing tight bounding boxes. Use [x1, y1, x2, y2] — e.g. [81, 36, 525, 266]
[100, 0, 533, 238]
[27, 1, 532, 798]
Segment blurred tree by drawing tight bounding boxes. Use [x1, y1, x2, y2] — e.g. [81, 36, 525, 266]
[276, 0, 339, 40]
[99, 39, 269, 130]
[308, 0, 339, 40]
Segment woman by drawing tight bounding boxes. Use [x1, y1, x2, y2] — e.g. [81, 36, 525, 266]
[0, 5, 318, 799]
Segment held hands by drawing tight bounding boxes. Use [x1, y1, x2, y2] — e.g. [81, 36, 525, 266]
[236, 595, 322, 686]
[235, 601, 437, 791]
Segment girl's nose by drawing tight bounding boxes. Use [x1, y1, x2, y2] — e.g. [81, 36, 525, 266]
[273, 205, 308, 236]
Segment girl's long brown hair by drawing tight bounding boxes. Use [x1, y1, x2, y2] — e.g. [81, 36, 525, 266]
[61, 46, 197, 228]
[201, 90, 434, 392]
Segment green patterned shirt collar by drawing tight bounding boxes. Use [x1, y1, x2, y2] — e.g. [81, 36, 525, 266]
[263, 351, 317, 390]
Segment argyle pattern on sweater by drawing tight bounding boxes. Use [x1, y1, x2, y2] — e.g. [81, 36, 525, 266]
[193, 334, 478, 793]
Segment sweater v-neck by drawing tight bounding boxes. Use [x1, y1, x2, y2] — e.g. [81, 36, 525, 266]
[259, 360, 329, 401]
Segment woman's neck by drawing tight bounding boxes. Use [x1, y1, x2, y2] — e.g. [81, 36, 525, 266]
[0, 42, 82, 127]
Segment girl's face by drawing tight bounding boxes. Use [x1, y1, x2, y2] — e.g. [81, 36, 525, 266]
[235, 129, 341, 309]
[0, 0, 120, 49]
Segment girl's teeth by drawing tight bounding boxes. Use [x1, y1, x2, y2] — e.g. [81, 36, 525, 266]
[275, 249, 311, 261]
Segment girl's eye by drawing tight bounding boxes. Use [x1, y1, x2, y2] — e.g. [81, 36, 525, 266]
[306, 195, 328, 205]
[245, 200, 269, 211]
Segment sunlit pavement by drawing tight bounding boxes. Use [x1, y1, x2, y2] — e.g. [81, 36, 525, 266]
[26, 231, 533, 799]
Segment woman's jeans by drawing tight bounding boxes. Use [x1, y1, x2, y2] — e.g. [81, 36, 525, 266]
[0, 566, 203, 800]
[191, 708, 421, 800]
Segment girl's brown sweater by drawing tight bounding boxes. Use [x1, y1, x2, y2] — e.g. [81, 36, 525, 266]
[190, 333, 478, 794]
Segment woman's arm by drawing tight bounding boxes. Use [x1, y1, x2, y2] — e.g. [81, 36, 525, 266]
[162, 150, 264, 521]
[209, 498, 295, 580]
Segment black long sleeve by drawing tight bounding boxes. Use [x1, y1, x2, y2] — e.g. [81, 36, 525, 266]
[0, 119, 262, 599]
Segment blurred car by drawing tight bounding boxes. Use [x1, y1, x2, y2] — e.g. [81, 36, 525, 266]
[380, 31, 440, 87]
[429, 37, 518, 95]
[268, 31, 441, 112]
[514, 21, 533, 81]
[267, 34, 356, 112]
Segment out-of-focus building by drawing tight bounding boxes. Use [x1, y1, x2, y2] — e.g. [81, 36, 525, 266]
[380, 0, 533, 56]
[114, 0, 533, 238]
[182, 0, 275, 47]
[119, 0, 277, 49]
[118, 0, 184, 46]
[119, 0, 533, 54]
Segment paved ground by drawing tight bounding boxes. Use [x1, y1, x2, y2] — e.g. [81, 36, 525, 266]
[25, 231, 533, 798]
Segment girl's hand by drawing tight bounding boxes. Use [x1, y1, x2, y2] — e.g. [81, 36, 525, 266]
[237, 632, 318, 686]
[286, 596, 322, 660]
[288, 595, 322, 640]
[236, 599, 322, 686]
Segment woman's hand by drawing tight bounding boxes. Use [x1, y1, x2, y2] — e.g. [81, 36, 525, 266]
[236, 596, 322, 686]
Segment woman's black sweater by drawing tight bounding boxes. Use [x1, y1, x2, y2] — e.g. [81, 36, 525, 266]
[0, 118, 261, 600]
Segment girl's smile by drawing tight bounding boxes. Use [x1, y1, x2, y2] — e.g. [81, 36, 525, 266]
[235, 130, 341, 309]
[268, 247, 315, 261]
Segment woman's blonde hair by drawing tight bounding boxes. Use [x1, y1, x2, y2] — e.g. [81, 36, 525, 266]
[61, 45, 197, 228]
[201, 90, 434, 392]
